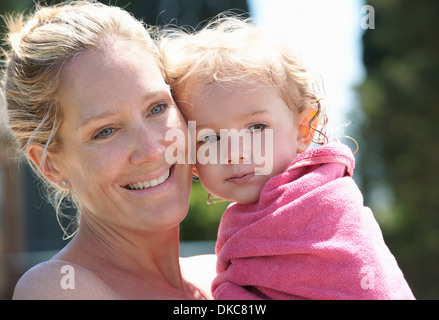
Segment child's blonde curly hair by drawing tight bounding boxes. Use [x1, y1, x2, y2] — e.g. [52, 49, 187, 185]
[159, 14, 328, 144]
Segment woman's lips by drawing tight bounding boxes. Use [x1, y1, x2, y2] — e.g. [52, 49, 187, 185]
[123, 164, 175, 191]
[125, 168, 171, 190]
[226, 172, 255, 185]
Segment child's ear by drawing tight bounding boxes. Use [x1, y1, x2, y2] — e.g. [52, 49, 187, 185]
[192, 165, 198, 177]
[26, 144, 68, 189]
[297, 108, 317, 153]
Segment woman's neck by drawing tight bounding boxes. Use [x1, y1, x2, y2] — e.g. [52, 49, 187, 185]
[54, 212, 192, 298]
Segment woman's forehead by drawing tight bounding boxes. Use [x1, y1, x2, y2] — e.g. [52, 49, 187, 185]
[59, 40, 167, 127]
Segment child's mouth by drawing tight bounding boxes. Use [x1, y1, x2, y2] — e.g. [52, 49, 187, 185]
[227, 172, 255, 184]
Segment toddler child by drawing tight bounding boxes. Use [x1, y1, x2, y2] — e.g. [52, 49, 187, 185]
[160, 16, 415, 300]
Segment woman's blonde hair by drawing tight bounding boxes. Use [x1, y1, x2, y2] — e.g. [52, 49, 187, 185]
[1, 0, 159, 238]
[159, 15, 328, 143]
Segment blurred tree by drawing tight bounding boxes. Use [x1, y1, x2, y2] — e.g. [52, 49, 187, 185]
[104, 0, 249, 27]
[0, 0, 32, 13]
[354, 0, 439, 299]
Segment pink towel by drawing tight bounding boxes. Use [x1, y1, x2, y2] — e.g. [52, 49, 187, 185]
[212, 142, 415, 300]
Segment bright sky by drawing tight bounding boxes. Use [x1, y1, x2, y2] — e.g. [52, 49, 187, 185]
[248, 0, 366, 136]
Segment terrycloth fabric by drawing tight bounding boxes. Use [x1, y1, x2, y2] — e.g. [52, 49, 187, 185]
[212, 142, 414, 300]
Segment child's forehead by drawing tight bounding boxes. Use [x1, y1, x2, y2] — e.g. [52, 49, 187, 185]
[176, 77, 290, 119]
[181, 80, 290, 116]
[183, 76, 276, 99]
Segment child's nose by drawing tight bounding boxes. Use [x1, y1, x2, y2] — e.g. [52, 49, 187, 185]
[227, 151, 250, 164]
[225, 137, 251, 165]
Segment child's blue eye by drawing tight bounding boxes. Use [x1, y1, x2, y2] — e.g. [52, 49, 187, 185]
[200, 134, 220, 143]
[249, 123, 266, 132]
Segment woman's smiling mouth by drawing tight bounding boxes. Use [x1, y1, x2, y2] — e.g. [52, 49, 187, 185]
[125, 167, 171, 190]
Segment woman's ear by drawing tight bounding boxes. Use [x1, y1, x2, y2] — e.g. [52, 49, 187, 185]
[26, 144, 68, 188]
[297, 108, 317, 153]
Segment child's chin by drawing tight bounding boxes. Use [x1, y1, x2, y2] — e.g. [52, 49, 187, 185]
[232, 194, 261, 204]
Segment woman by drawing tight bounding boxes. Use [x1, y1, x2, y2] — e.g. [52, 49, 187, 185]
[2, 1, 214, 299]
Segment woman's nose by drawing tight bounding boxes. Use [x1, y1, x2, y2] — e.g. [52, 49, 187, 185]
[129, 126, 165, 165]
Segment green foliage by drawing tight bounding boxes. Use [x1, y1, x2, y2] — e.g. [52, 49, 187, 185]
[180, 180, 229, 241]
[355, 0, 439, 299]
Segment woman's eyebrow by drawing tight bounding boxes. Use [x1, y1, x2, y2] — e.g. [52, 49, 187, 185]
[78, 88, 171, 128]
[79, 110, 119, 129]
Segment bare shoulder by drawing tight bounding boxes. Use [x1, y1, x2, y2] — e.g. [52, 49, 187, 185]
[180, 254, 217, 299]
[13, 260, 116, 300]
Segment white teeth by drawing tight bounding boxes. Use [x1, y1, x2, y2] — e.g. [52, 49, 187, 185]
[142, 180, 151, 188]
[149, 179, 159, 187]
[157, 173, 167, 184]
[127, 169, 170, 190]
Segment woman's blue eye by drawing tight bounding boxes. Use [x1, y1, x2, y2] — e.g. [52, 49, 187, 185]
[94, 127, 114, 139]
[249, 123, 266, 132]
[150, 104, 166, 114]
